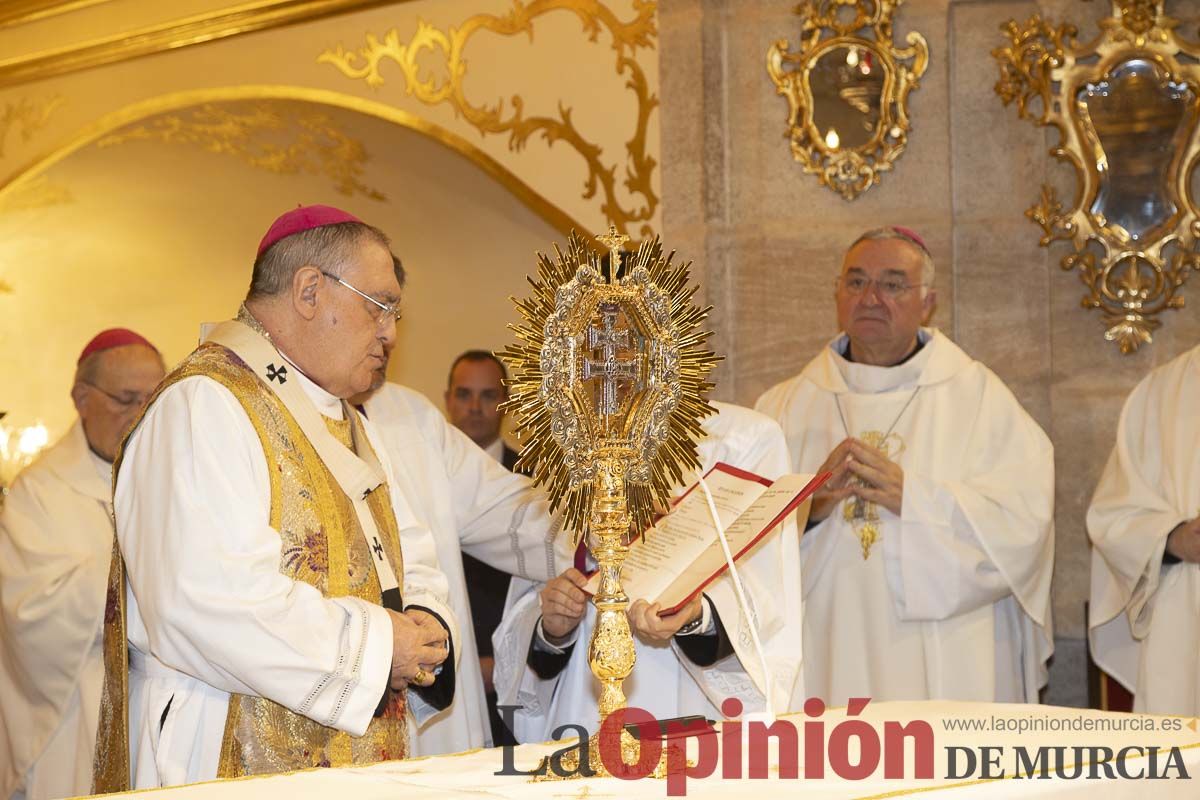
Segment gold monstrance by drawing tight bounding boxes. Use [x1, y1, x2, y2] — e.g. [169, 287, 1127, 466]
[501, 228, 719, 778]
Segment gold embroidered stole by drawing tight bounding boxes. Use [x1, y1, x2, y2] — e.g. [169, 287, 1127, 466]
[101, 342, 409, 785]
[91, 539, 129, 794]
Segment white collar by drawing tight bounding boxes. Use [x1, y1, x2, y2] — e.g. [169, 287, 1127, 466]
[829, 328, 934, 394]
[800, 327, 971, 395]
[216, 310, 345, 420]
[274, 345, 344, 420]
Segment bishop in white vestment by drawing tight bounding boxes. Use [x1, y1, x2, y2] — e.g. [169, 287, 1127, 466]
[755, 228, 1054, 706]
[492, 402, 804, 742]
[1088, 343, 1200, 715]
[361, 381, 567, 754]
[115, 206, 457, 788]
[0, 330, 164, 800]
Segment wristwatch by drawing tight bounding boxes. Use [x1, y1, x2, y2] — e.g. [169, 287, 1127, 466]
[674, 608, 705, 637]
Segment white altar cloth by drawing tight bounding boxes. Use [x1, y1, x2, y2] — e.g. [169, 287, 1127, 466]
[85, 702, 1200, 799]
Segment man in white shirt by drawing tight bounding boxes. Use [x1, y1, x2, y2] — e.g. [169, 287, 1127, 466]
[756, 226, 1054, 705]
[114, 205, 456, 787]
[1, 330, 164, 800]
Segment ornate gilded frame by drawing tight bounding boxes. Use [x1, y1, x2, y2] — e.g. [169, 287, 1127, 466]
[993, 0, 1200, 352]
[767, 0, 928, 200]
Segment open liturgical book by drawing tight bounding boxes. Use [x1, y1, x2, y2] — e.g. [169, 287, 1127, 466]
[584, 464, 828, 615]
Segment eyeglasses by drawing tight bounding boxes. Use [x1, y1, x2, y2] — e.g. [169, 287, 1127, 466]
[320, 271, 402, 325]
[82, 381, 152, 410]
[836, 274, 926, 298]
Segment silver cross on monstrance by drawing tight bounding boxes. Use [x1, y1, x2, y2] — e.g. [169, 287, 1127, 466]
[582, 305, 641, 416]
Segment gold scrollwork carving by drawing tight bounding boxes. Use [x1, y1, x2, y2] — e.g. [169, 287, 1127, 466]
[0, 95, 63, 158]
[993, 0, 1200, 352]
[1113, 0, 1161, 39]
[95, 102, 385, 200]
[317, 1, 659, 238]
[993, 17, 1078, 124]
[766, 0, 928, 200]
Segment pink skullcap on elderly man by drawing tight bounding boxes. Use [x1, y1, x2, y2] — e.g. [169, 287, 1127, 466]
[890, 226, 929, 254]
[256, 204, 364, 257]
[78, 328, 158, 365]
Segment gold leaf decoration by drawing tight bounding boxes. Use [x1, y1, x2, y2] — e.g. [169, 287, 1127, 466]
[1025, 184, 1073, 246]
[1101, 0, 1172, 45]
[1117, 0, 1158, 36]
[0, 94, 63, 158]
[318, 1, 659, 238]
[993, 0, 1200, 352]
[766, 0, 929, 200]
[992, 16, 1077, 123]
[95, 103, 386, 201]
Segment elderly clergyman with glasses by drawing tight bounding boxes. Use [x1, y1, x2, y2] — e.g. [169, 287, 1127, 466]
[111, 205, 457, 788]
[755, 226, 1056, 707]
[1, 329, 164, 800]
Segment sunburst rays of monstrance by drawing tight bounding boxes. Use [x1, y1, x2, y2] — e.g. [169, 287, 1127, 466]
[500, 227, 720, 778]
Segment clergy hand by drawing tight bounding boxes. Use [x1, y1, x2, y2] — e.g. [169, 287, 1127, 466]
[628, 596, 702, 644]
[1166, 518, 1200, 563]
[388, 609, 448, 691]
[405, 608, 450, 672]
[847, 439, 904, 516]
[540, 568, 589, 644]
[810, 438, 857, 522]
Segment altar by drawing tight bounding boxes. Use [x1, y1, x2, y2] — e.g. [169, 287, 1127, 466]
[90, 701, 1200, 800]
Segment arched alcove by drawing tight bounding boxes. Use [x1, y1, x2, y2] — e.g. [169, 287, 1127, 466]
[0, 90, 579, 440]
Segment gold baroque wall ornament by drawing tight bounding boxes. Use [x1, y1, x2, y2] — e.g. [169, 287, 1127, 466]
[317, 0, 659, 239]
[0, 95, 63, 159]
[993, 0, 1200, 352]
[96, 102, 386, 201]
[766, 0, 929, 200]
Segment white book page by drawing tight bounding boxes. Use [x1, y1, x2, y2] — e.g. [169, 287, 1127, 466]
[653, 473, 813, 610]
[584, 466, 768, 601]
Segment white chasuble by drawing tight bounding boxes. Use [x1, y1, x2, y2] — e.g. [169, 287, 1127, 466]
[1088, 344, 1200, 715]
[115, 338, 457, 789]
[755, 328, 1054, 706]
[362, 383, 568, 755]
[0, 421, 112, 800]
[491, 402, 804, 742]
